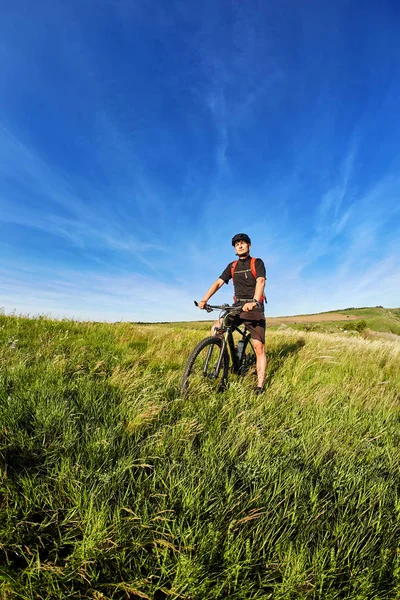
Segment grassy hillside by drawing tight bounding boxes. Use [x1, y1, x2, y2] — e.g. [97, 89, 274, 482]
[1, 314, 400, 599]
[267, 306, 400, 336]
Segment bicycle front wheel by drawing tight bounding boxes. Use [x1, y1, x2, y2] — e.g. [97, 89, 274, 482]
[180, 337, 229, 398]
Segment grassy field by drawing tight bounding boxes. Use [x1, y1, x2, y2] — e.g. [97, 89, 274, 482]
[1, 312, 400, 599]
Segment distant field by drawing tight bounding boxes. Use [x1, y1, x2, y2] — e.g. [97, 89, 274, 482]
[1, 310, 400, 599]
[267, 312, 360, 324]
[267, 306, 400, 336]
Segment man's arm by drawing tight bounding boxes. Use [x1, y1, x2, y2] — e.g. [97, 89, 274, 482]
[242, 277, 266, 312]
[254, 277, 266, 302]
[198, 278, 225, 309]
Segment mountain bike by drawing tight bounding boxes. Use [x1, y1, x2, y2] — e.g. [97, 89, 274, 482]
[180, 302, 257, 398]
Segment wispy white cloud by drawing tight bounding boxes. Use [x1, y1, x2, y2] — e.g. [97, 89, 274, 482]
[0, 123, 169, 260]
[268, 166, 400, 315]
[191, 4, 286, 190]
[0, 264, 199, 322]
[272, 249, 400, 316]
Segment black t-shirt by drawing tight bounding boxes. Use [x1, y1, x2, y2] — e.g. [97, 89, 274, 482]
[219, 256, 266, 319]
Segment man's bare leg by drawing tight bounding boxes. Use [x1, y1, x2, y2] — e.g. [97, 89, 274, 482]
[252, 339, 267, 389]
[210, 318, 223, 336]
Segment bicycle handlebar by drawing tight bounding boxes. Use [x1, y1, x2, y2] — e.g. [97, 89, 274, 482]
[194, 300, 241, 314]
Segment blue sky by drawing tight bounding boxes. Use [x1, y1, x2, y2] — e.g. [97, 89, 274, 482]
[1, 0, 400, 321]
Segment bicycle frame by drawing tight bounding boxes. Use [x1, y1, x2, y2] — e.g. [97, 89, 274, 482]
[200, 304, 252, 376]
[218, 314, 250, 373]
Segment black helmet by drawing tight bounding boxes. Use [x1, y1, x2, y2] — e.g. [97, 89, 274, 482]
[232, 233, 251, 247]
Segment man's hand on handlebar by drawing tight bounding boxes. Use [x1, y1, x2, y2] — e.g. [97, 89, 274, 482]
[194, 300, 214, 313]
[243, 302, 257, 312]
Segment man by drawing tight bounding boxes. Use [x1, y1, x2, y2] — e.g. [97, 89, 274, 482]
[198, 233, 267, 394]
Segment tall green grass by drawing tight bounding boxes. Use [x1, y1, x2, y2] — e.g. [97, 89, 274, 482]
[0, 314, 400, 599]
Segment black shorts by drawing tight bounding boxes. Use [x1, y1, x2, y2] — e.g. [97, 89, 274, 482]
[229, 313, 266, 344]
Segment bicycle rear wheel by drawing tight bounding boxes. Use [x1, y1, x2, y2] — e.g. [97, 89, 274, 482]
[238, 334, 257, 376]
[180, 337, 229, 398]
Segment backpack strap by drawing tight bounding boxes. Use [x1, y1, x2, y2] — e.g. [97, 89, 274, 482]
[230, 260, 238, 281]
[250, 257, 257, 279]
[230, 260, 238, 302]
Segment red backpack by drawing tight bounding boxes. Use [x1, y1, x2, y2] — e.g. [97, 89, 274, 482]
[230, 258, 265, 302]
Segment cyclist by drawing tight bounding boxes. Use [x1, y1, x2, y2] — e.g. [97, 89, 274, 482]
[198, 233, 267, 394]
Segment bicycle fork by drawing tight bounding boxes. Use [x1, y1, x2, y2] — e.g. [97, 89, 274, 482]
[204, 335, 227, 378]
